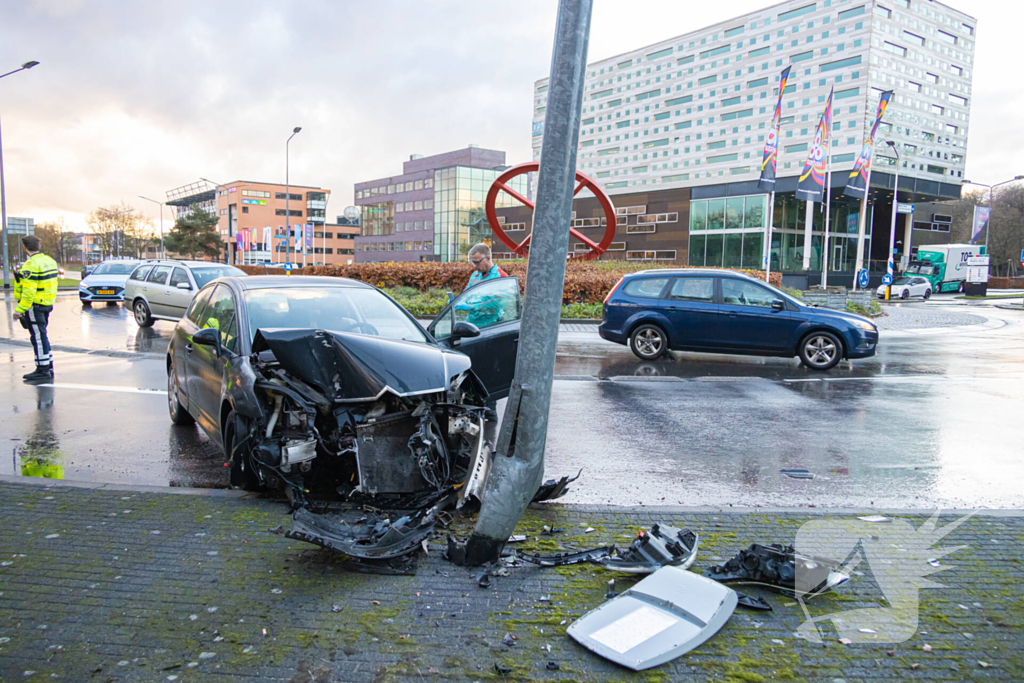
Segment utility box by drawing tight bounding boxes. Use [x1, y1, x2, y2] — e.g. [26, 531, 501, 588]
[964, 255, 990, 297]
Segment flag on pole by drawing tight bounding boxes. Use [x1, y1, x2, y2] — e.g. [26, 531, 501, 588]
[262, 226, 271, 251]
[757, 67, 791, 192]
[796, 88, 834, 203]
[304, 224, 314, 251]
[293, 224, 302, 251]
[970, 206, 990, 245]
[844, 90, 893, 199]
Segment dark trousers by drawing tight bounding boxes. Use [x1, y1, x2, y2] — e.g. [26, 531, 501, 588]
[22, 304, 53, 369]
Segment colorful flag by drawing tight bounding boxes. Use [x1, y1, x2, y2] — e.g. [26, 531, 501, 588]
[262, 226, 271, 251]
[235, 231, 244, 250]
[304, 224, 314, 251]
[293, 224, 302, 251]
[970, 206, 990, 245]
[757, 67, 791, 193]
[796, 88, 834, 203]
[844, 90, 893, 199]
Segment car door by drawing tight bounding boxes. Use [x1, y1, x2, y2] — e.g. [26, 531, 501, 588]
[661, 276, 719, 349]
[165, 267, 195, 319]
[428, 277, 521, 400]
[143, 265, 174, 316]
[718, 277, 800, 352]
[174, 285, 214, 413]
[914, 277, 930, 296]
[185, 284, 239, 436]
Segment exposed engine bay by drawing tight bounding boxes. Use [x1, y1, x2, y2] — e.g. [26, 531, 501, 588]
[227, 329, 572, 564]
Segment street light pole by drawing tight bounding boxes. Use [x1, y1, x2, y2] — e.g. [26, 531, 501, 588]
[286, 127, 302, 266]
[139, 195, 165, 259]
[0, 60, 40, 290]
[885, 141, 900, 301]
[962, 176, 1023, 268]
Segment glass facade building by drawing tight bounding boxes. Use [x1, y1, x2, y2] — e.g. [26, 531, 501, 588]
[433, 166, 528, 262]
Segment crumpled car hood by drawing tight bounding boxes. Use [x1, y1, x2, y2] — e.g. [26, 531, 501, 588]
[252, 328, 471, 401]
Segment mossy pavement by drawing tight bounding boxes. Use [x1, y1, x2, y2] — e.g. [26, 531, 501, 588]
[0, 480, 1020, 682]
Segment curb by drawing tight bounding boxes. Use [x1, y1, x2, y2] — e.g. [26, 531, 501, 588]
[881, 317, 1007, 337]
[1, 475, 1019, 516]
[0, 336, 165, 360]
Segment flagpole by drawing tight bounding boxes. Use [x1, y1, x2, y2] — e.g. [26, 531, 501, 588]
[821, 97, 833, 289]
[802, 200, 813, 270]
[852, 165, 872, 290]
[764, 191, 774, 283]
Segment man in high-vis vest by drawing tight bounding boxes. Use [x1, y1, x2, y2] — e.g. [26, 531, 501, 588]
[13, 235, 59, 382]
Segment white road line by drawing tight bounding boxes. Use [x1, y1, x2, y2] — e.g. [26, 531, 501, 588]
[783, 375, 1024, 384]
[37, 383, 165, 395]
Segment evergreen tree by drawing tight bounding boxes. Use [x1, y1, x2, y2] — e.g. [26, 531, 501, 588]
[165, 206, 223, 260]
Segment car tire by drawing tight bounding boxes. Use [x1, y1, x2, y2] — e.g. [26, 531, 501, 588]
[958, 281, 965, 293]
[167, 363, 194, 426]
[899, 289, 909, 300]
[133, 299, 155, 327]
[923, 288, 931, 300]
[81, 301, 92, 308]
[630, 324, 668, 360]
[799, 331, 843, 371]
[225, 411, 262, 491]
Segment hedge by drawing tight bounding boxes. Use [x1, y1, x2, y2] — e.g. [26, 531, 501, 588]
[237, 260, 782, 305]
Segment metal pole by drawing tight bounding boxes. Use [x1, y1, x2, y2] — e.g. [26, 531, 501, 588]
[764, 191, 774, 283]
[852, 166, 872, 290]
[985, 185, 992, 254]
[802, 200, 814, 271]
[1, 112, 9, 289]
[461, 0, 593, 566]
[821, 105, 833, 289]
[885, 145, 900, 300]
[286, 127, 301, 266]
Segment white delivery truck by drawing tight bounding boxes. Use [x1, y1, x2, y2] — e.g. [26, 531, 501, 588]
[905, 244, 987, 294]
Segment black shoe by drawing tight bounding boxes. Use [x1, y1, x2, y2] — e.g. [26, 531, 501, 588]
[23, 367, 54, 382]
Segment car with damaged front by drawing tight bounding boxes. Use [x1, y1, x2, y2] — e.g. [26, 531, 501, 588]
[164, 275, 569, 562]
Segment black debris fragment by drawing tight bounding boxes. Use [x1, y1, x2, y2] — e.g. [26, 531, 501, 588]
[736, 593, 773, 611]
[532, 469, 582, 502]
[704, 543, 848, 599]
[514, 524, 699, 574]
[477, 571, 491, 589]
[494, 663, 512, 675]
[546, 662, 561, 671]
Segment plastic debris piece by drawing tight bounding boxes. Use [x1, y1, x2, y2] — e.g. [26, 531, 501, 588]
[494, 663, 512, 675]
[838, 638, 852, 645]
[331, 604, 344, 613]
[771, 639, 785, 645]
[585, 527, 595, 533]
[198, 652, 216, 660]
[928, 559, 941, 568]
[508, 535, 527, 543]
[858, 628, 876, 634]
[546, 662, 560, 671]
[923, 644, 932, 652]
[704, 543, 848, 600]
[780, 468, 814, 479]
[477, 572, 491, 589]
[911, 663, 920, 670]
[605, 579, 618, 600]
[372, 600, 381, 606]
[857, 515, 891, 523]
[978, 661, 990, 668]
[503, 633, 516, 647]
[736, 593, 773, 611]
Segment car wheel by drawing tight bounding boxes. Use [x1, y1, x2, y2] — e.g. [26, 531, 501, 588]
[167, 363, 194, 425]
[900, 289, 909, 300]
[923, 288, 931, 300]
[630, 324, 667, 360]
[133, 299, 154, 327]
[225, 411, 262, 491]
[81, 301, 92, 308]
[799, 331, 843, 371]
[958, 281, 965, 293]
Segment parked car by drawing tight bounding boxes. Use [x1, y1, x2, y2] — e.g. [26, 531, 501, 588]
[78, 259, 143, 305]
[876, 276, 932, 300]
[166, 275, 521, 498]
[599, 269, 879, 370]
[125, 260, 246, 327]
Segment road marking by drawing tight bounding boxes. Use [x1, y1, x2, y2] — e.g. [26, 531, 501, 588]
[783, 375, 1024, 384]
[37, 383, 165, 395]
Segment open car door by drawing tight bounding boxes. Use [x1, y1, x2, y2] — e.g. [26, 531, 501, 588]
[428, 277, 521, 400]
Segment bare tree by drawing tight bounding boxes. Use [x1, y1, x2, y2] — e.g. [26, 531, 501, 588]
[86, 202, 156, 258]
[33, 217, 81, 265]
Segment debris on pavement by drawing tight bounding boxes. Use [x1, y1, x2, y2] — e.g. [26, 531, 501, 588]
[546, 662, 560, 671]
[735, 593, 773, 611]
[857, 515, 892, 523]
[568, 566, 737, 671]
[515, 524, 699, 574]
[476, 571, 491, 589]
[605, 579, 618, 600]
[494, 663, 512, 674]
[780, 468, 815, 480]
[703, 543, 848, 599]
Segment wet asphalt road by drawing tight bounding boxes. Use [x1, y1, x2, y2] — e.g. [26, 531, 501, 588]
[2, 291, 1023, 509]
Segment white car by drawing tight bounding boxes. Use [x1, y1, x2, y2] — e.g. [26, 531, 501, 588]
[78, 260, 143, 305]
[876, 276, 932, 300]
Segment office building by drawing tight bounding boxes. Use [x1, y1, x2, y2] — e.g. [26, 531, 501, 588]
[166, 179, 331, 265]
[354, 146, 529, 263]
[526, 0, 974, 284]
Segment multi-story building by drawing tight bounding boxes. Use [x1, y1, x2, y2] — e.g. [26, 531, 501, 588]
[354, 146, 529, 263]
[166, 180, 331, 265]
[526, 0, 974, 285]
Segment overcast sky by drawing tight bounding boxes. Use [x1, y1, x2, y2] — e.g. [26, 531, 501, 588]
[0, 0, 1012, 232]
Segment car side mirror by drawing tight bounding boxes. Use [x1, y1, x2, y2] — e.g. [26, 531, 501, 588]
[451, 321, 481, 340]
[176, 282, 192, 290]
[192, 327, 221, 353]
[447, 291, 455, 304]
[772, 299, 785, 311]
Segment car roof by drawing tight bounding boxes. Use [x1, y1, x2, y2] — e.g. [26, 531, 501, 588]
[627, 268, 756, 279]
[137, 259, 238, 269]
[229, 275, 372, 290]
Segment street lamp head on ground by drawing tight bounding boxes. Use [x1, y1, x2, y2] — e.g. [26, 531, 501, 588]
[1, 59, 41, 289]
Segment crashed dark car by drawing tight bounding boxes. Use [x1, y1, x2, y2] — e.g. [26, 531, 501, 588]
[167, 275, 523, 504]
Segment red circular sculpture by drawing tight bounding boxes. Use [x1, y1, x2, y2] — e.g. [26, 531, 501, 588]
[484, 162, 617, 260]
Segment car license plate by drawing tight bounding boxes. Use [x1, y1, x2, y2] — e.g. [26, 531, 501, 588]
[97, 289, 115, 295]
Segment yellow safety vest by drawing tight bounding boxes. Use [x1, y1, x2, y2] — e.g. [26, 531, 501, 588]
[14, 253, 60, 314]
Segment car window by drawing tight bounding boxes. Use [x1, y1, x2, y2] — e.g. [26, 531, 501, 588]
[191, 266, 246, 288]
[186, 286, 214, 324]
[892, 277, 910, 285]
[130, 265, 153, 281]
[446, 277, 520, 338]
[668, 277, 714, 303]
[243, 287, 427, 344]
[622, 277, 669, 299]
[198, 285, 238, 353]
[146, 265, 172, 285]
[169, 268, 192, 289]
[722, 279, 777, 308]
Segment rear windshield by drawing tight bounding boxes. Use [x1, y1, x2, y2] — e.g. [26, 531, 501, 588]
[91, 263, 138, 276]
[191, 266, 246, 288]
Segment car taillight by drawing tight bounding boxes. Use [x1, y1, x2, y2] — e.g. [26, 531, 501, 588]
[603, 277, 626, 304]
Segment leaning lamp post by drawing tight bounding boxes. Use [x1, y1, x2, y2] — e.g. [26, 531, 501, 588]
[1, 60, 40, 290]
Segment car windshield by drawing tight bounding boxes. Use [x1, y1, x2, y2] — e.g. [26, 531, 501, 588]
[191, 266, 246, 288]
[243, 287, 427, 344]
[892, 277, 912, 285]
[906, 264, 934, 275]
[91, 263, 137, 276]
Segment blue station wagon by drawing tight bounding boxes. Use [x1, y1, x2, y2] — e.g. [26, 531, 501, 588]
[599, 269, 879, 370]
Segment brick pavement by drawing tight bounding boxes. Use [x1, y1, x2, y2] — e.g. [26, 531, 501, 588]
[0, 480, 1020, 682]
